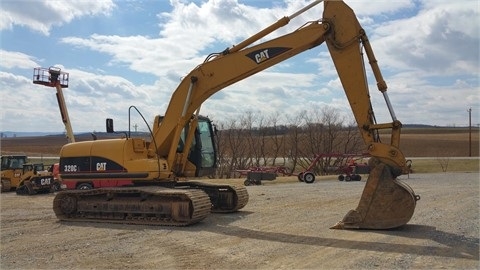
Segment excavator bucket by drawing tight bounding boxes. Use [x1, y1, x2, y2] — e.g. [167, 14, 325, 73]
[331, 160, 420, 229]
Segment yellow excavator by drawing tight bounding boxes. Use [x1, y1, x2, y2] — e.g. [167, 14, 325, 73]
[53, 0, 419, 229]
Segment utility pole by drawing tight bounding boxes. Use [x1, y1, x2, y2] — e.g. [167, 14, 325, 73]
[468, 108, 472, 157]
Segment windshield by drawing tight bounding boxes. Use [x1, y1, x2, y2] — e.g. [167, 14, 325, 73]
[1, 156, 26, 170]
[197, 120, 215, 168]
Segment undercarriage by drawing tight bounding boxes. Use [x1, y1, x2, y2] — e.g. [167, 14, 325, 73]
[53, 183, 248, 226]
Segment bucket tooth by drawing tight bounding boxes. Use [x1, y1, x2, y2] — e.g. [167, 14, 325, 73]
[331, 160, 419, 230]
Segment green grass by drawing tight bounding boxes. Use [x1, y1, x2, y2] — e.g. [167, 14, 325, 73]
[27, 157, 59, 166]
[409, 158, 479, 173]
[205, 158, 479, 185]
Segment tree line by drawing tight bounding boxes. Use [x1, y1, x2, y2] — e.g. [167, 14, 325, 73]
[211, 107, 365, 178]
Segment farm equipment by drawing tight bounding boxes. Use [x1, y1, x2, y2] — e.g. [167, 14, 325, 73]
[337, 165, 366, 181]
[15, 163, 57, 195]
[295, 153, 370, 184]
[336, 154, 370, 182]
[49, 163, 62, 191]
[1, 155, 27, 191]
[237, 167, 278, 186]
[52, 0, 419, 229]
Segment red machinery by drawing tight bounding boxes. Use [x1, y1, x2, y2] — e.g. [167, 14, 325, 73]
[296, 153, 371, 184]
[236, 153, 370, 185]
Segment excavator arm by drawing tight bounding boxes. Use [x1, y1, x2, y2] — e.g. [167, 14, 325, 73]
[153, 1, 405, 169]
[153, 0, 419, 229]
[151, 13, 329, 163]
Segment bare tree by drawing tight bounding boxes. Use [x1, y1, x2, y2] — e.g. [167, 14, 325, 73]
[283, 111, 307, 174]
[212, 106, 364, 178]
[213, 121, 228, 178]
[215, 118, 250, 178]
[267, 113, 285, 166]
[436, 157, 450, 172]
[341, 119, 363, 154]
[242, 111, 262, 167]
[287, 107, 365, 176]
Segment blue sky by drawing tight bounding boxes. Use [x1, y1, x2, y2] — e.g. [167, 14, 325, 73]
[0, 0, 478, 133]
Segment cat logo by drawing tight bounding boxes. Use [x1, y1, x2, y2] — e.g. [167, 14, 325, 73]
[96, 162, 107, 171]
[254, 49, 270, 64]
[246, 47, 291, 64]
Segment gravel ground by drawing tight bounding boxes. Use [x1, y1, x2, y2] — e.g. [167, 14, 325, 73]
[1, 172, 478, 269]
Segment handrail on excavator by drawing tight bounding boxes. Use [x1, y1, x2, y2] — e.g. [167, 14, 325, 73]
[223, 0, 324, 56]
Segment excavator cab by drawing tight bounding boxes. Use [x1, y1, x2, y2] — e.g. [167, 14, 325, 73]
[183, 116, 217, 177]
[107, 115, 217, 177]
[162, 115, 217, 177]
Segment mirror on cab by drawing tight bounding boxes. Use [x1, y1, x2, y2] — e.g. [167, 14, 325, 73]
[106, 118, 114, 133]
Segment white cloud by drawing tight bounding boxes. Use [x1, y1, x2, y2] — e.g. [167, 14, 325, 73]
[61, 34, 204, 78]
[0, 50, 39, 69]
[371, 1, 479, 77]
[346, 0, 416, 16]
[0, 0, 116, 35]
[0, 0, 478, 133]
[0, 71, 62, 131]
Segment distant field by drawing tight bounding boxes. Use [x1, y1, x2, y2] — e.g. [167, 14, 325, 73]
[380, 127, 479, 157]
[1, 128, 478, 173]
[2, 128, 478, 157]
[406, 158, 479, 173]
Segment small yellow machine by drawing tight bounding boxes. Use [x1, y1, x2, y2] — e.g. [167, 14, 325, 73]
[15, 163, 56, 195]
[1, 155, 27, 192]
